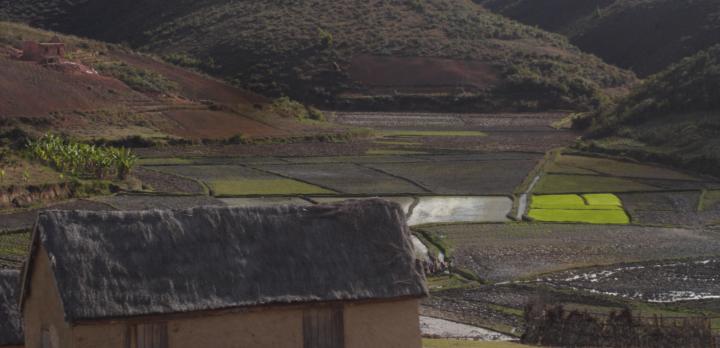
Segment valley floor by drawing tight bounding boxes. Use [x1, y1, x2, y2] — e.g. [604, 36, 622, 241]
[2, 112, 720, 344]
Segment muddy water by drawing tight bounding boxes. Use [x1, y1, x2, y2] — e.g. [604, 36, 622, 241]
[537, 258, 720, 303]
[408, 196, 512, 226]
[420, 316, 513, 340]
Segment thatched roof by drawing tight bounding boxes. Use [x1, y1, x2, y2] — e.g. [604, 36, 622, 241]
[23, 199, 427, 322]
[0, 270, 23, 346]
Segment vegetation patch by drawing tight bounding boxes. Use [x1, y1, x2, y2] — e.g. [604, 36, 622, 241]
[534, 174, 658, 194]
[528, 209, 629, 225]
[582, 45, 720, 178]
[529, 194, 629, 224]
[530, 194, 586, 209]
[27, 134, 138, 180]
[0, 231, 31, 268]
[701, 191, 720, 211]
[426, 274, 479, 292]
[0, 154, 63, 187]
[1, 1, 635, 111]
[209, 179, 333, 196]
[270, 97, 325, 121]
[584, 193, 623, 207]
[95, 61, 178, 94]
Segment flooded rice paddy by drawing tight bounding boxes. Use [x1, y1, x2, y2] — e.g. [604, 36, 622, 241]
[420, 316, 513, 341]
[536, 257, 720, 303]
[408, 196, 512, 225]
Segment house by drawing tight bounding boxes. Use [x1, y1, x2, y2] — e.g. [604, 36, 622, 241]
[20, 200, 428, 348]
[20, 36, 65, 63]
[0, 269, 23, 348]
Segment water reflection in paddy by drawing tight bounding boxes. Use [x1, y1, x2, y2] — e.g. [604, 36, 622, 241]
[222, 195, 512, 226]
[408, 196, 512, 226]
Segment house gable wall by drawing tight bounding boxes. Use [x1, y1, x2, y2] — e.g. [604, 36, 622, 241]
[22, 247, 73, 348]
[345, 299, 422, 348]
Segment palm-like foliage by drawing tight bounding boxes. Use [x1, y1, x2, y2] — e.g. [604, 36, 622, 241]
[27, 134, 138, 180]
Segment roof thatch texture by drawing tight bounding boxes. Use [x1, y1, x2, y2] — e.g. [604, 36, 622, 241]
[29, 199, 427, 322]
[0, 270, 23, 346]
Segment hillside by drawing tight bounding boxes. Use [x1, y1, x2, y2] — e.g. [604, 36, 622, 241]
[0, 22, 342, 143]
[581, 45, 720, 177]
[0, 0, 635, 112]
[478, 0, 720, 77]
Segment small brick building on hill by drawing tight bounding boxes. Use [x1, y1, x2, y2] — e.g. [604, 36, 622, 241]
[20, 36, 65, 63]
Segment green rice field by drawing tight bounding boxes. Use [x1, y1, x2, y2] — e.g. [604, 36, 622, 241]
[528, 194, 629, 224]
[0, 232, 31, 268]
[534, 174, 658, 194]
[702, 190, 720, 211]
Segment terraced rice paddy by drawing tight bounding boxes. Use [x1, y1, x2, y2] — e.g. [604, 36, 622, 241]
[0, 232, 30, 268]
[138, 154, 542, 197]
[258, 163, 426, 194]
[409, 197, 512, 226]
[533, 174, 658, 194]
[537, 257, 720, 303]
[703, 190, 720, 211]
[368, 160, 538, 195]
[618, 191, 718, 227]
[146, 164, 333, 196]
[0, 199, 115, 233]
[528, 194, 629, 224]
[209, 179, 333, 196]
[421, 223, 720, 282]
[92, 195, 225, 210]
[553, 155, 700, 181]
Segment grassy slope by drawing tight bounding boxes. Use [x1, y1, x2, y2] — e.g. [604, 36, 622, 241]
[0, 0, 635, 112]
[478, 0, 720, 76]
[0, 22, 341, 141]
[582, 45, 720, 177]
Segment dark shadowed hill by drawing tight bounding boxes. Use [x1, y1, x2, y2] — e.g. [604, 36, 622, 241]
[477, 0, 720, 77]
[581, 45, 720, 177]
[1, 0, 635, 112]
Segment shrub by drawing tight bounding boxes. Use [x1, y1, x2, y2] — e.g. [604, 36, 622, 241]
[271, 97, 326, 121]
[95, 62, 177, 94]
